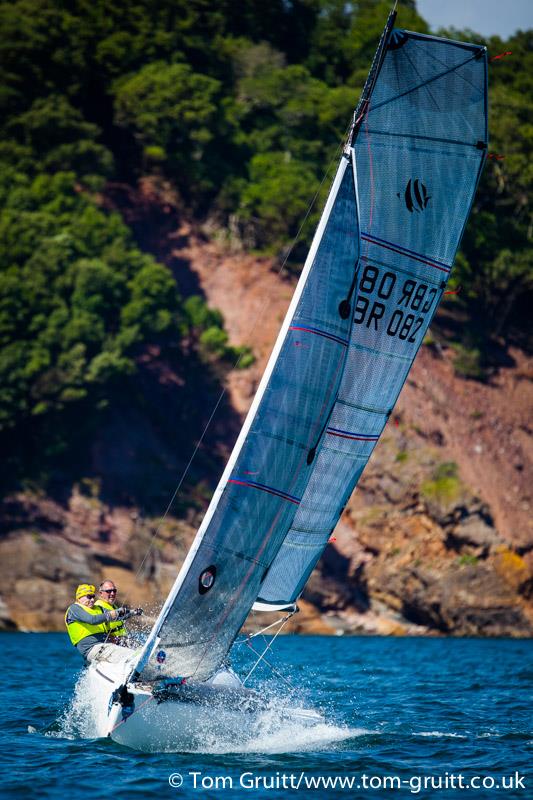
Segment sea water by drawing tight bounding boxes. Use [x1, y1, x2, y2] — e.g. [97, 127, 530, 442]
[1, 633, 531, 798]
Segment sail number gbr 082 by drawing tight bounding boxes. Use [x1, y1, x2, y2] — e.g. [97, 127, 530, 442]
[353, 264, 440, 345]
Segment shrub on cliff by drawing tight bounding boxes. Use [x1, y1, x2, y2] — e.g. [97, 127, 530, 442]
[0, 168, 238, 491]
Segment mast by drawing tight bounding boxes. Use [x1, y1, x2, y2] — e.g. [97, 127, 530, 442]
[346, 3, 397, 149]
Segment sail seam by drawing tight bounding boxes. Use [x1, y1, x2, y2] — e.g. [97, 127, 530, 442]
[285, 525, 345, 536]
[336, 398, 391, 415]
[326, 427, 379, 441]
[361, 232, 451, 273]
[368, 53, 479, 114]
[289, 325, 349, 347]
[158, 639, 214, 648]
[228, 478, 301, 505]
[414, 35, 483, 94]
[363, 129, 481, 149]
[253, 431, 309, 451]
[349, 341, 412, 363]
[360, 255, 444, 288]
[217, 546, 267, 566]
[321, 446, 369, 460]
[404, 45, 441, 112]
[263, 539, 325, 549]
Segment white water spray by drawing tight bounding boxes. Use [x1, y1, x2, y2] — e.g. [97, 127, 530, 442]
[54, 670, 110, 740]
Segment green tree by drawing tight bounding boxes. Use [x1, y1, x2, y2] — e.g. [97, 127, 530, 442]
[5, 95, 113, 177]
[452, 31, 532, 343]
[113, 60, 221, 198]
[237, 152, 321, 251]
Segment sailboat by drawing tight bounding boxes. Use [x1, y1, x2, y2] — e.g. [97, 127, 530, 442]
[87, 7, 488, 751]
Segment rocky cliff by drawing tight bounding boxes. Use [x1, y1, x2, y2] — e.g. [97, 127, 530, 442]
[1, 192, 531, 637]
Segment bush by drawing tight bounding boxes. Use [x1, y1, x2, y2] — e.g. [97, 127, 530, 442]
[237, 152, 320, 251]
[451, 344, 485, 381]
[458, 554, 478, 567]
[0, 171, 182, 433]
[113, 61, 221, 197]
[421, 462, 461, 505]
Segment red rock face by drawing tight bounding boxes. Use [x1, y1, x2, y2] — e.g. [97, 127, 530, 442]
[170, 218, 532, 638]
[1, 194, 531, 636]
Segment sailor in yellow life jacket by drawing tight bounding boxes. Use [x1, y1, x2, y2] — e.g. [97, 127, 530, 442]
[65, 583, 142, 662]
[94, 580, 128, 644]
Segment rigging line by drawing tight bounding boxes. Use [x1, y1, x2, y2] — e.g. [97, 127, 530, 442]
[242, 611, 294, 685]
[134, 386, 227, 579]
[236, 614, 295, 643]
[244, 641, 296, 691]
[255, 607, 273, 654]
[271, 122, 351, 279]
[134, 127, 350, 578]
[252, 607, 271, 654]
[246, 607, 269, 653]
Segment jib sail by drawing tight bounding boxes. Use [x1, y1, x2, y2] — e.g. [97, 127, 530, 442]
[133, 152, 361, 681]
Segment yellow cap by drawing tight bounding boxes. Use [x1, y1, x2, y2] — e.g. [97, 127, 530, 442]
[75, 583, 96, 600]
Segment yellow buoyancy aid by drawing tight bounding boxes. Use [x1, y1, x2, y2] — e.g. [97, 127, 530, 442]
[94, 598, 127, 638]
[64, 603, 108, 646]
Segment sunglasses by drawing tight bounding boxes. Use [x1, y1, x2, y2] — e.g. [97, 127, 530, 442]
[101, 588, 117, 594]
[84, 594, 95, 599]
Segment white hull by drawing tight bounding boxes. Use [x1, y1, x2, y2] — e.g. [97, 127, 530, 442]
[86, 654, 322, 753]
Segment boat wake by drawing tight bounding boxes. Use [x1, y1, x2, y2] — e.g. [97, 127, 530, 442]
[191, 723, 362, 755]
[177, 704, 361, 755]
[35, 670, 363, 753]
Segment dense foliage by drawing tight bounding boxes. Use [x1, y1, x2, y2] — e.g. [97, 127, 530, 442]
[452, 30, 533, 340]
[0, 0, 531, 496]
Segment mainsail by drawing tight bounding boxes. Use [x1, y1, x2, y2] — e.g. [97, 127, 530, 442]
[256, 28, 488, 607]
[133, 153, 361, 681]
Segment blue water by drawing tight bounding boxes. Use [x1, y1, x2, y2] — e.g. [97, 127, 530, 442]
[1, 634, 531, 798]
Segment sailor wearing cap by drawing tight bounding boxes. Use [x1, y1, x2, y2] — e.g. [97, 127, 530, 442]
[65, 583, 137, 662]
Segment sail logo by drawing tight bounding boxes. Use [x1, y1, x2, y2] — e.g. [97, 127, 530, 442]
[400, 179, 431, 213]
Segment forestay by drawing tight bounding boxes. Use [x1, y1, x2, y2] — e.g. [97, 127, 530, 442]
[256, 28, 488, 607]
[134, 154, 361, 681]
